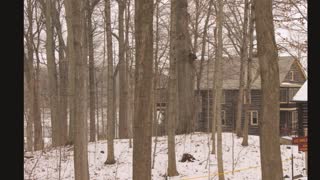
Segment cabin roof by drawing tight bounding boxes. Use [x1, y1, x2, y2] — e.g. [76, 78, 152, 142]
[195, 56, 301, 90]
[292, 80, 307, 101]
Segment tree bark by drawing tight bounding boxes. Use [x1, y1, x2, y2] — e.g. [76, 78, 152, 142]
[167, 0, 179, 176]
[132, 0, 153, 179]
[69, 0, 90, 178]
[87, 0, 96, 142]
[242, 0, 255, 146]
[255, 0, 284, 179]
[176, 0, 194, 135]
[53, 0, 68, 145]
[42, 0, 60, 147]
[118, 0, 129, 139]
[235, 0, 250, 137]
[65, 0, 75, 145]
[214, 0, 225, 179]
[104, 0, 116, 164]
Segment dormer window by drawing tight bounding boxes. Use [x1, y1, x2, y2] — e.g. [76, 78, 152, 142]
[290, 71, 294, 81]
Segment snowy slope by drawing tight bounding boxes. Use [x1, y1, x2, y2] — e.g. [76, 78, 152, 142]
[24, 133, 307, 180]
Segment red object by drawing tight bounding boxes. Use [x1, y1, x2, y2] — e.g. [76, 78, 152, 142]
[292, 136, 307, 144]
[298, 144, 307, 152]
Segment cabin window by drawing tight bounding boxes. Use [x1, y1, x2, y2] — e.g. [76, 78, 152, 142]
[221, 110, 226, 125]
[243, 91, 251, 104]
[250, 111, 258, 125]
[292, 111, 298, 134]
[221, 91, 225, 104]
[280, 88, 288, 102]
[290, 71, 294, 81]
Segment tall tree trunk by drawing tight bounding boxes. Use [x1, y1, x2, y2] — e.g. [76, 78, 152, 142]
[33, 48, 43, 151]
[87, 0, 96, 142]
[53, 0, 68, 145]
[42, 0, 60, 147]
[25, 0, 41, 151]
[214, 0, 225, 179]
[118, 0, 129, 139]
[132, 0, 153, 179]
[65, 0, 75, 145]
[151, 0, 160, 167]
[176, 0, 194, 135]
[255, 0, 283, 179]
[69, 0, 90, 178]
[235, 0, 250, 137]
[211, 26, 217, 155]
[167, 0, 179, 176]
[125, 0, 133, 144]
[33, 14, 44, 150]
[242, 0, 255, 146]
[24, 46, 34, 152]
[104, 0, 116, 164]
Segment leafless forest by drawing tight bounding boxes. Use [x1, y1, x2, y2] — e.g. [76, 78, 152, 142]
[24, 0, 307, 179]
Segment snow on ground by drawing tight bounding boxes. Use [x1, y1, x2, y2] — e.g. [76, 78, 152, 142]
[24, 133, 307, 180]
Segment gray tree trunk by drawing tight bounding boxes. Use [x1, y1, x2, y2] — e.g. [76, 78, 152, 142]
[118, 0, 129, 139]
[132, 0, 153, 179]
[235, 0, 250, 137]
[176, 0, 194, 135]
[167, 0, 179, 176]
[53, 0, 68, 145]
[254, 0, 284, 179]
[42, 0, 60, 147]
[104, 0, 116, 164]
[87, 0, 96, 142]
[24, 44, 34, 152]
[242, 0, 255, 146]
[65, 0, 75, 145]
[211, 26, 217, 155]
[69, 0, 90, 178]
[25, 0, 43, 151]
[214, 0, 225, 179]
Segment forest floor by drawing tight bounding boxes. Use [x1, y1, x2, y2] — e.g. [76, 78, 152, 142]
[24, 132, 307, 180]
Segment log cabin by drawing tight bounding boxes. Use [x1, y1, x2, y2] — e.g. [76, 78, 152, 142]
[194, 56, 307, 136]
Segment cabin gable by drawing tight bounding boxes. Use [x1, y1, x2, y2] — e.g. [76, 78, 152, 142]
[282, 60, 306, 84]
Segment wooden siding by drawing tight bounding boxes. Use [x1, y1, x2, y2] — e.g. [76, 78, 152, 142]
[196, 89, 302, 136]
[298, 102, 308, 136]
[283, 61, 306, 84]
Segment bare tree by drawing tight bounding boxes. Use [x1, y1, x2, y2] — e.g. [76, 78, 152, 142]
[53, 0, 68, 145]
[87, 0, 100, 142]
[118, 0, 129, 139]
[104, 0, 116, 164]
[242, 0, 255, 146]
[235, 0, 250, 137]
[68, 0, 90, 178]
[167, 0, 179, 176]
[176, 0, 195, 135]
[254, 0, 283, 179]
[212, 0, 225, 179]
[132, 0, 153, 179]
[65, 0, 75, 145]
[40, 0, 60, 147]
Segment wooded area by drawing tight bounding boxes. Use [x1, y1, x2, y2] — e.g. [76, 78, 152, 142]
[24, 0, 307, 179]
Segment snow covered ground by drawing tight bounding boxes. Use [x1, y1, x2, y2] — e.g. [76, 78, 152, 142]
[24, 132, 307, 180]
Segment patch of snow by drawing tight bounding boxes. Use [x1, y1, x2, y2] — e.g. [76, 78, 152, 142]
[24, 133, 308, 180]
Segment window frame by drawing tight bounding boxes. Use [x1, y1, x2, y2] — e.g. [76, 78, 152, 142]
[221, 91, 225, 104]
[221, 110, 226, 126]
[250, 111, 259, 126]
[290, 71, 295, 81]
